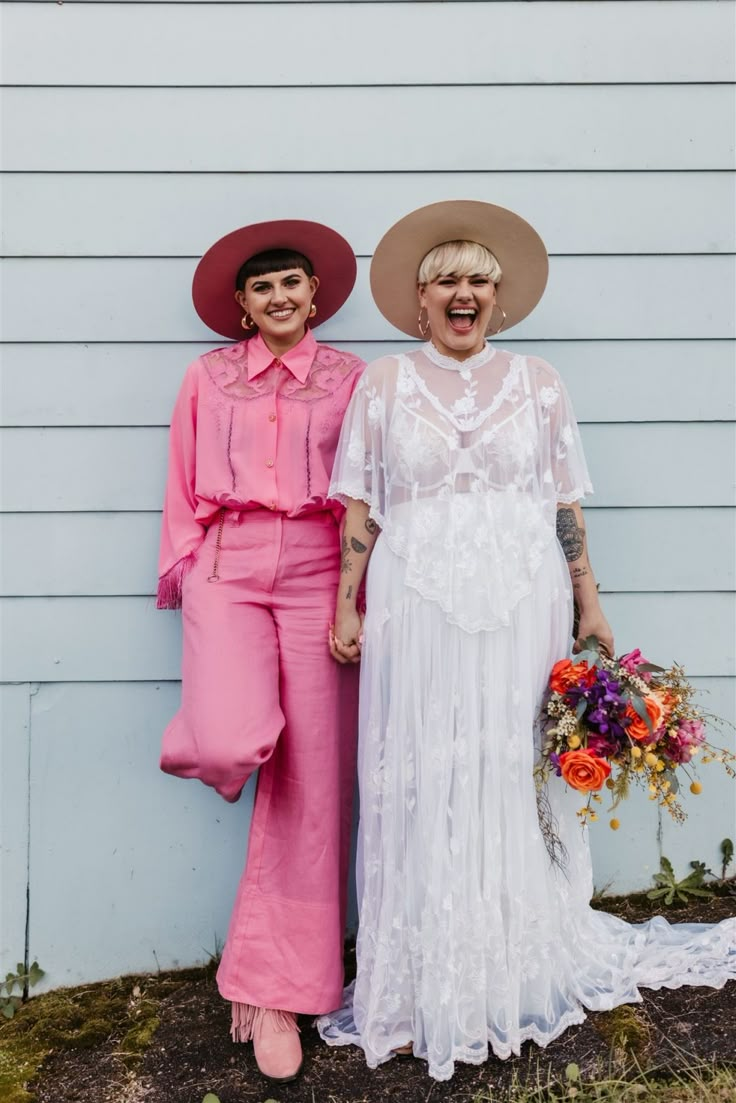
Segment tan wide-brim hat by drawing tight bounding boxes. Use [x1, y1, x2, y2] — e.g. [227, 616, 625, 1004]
[370, 200, 548, 338]
[192, 219, 357, 340]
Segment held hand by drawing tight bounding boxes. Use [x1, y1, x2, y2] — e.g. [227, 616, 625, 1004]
[574, 609, 615, 658]
[329, 610, 364, 665]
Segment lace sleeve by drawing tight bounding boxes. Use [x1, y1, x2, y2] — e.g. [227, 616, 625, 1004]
[329, 362, 389, 526]
[534, 361, 593, 504]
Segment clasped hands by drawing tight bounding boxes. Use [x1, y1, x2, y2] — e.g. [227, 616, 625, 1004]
[329, 609, 364, 665]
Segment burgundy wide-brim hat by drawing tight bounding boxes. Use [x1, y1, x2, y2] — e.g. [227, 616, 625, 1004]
[370, 200, 549, 338]
[192, 219, 358, 340]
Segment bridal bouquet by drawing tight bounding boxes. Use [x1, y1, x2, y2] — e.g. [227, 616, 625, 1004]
[535, 637, 735, 831]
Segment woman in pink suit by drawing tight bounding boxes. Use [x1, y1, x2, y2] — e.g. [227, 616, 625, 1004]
[157, 220, 363, 1083]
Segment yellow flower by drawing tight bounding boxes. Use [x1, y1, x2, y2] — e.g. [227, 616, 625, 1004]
[655, 761, 666, 772]
[631, 746, 642, 760]
[648, 785, 657, 794]
[610, 818, 621, 830]
[605, 778, 615, 790]
[567, 734, 581, 749]
[665, 793, 676, 804]
[645, 752, 658, 767]
[690, 781, 703, 795]
[589, 812, 599, 822]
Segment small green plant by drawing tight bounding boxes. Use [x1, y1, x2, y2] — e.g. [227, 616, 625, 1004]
[1, 960, 45, 1019]
[201, 1095, 221, 1103]
[720, 837, 734, 880]
[647, 856, 714, 906]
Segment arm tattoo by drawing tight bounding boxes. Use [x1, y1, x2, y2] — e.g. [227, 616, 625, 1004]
[346, 585, 353, 600]
[350, 536, 367, 554]
[364, 517, 377, 536]
[341, 536, 352, 574]
[556, 507, 585, 562]
[571, 566, 589, 589]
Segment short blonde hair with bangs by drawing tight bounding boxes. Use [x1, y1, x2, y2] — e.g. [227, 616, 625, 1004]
[417, 240, 502, 286]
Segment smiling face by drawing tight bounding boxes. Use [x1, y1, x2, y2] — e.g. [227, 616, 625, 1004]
[235, 267, 319, 353]
[419, 273, 497, 360]
[416, 240, 502, 361]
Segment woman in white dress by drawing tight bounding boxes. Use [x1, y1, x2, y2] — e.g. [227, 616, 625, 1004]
[321, 202, 735, 1081]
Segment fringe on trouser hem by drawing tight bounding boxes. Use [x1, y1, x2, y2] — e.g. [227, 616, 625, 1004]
[230, 1003, 300, 1044]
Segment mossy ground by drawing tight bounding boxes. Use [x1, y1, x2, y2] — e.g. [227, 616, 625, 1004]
[0, 965, 214, 1103]
[2, 891, 734, 1103]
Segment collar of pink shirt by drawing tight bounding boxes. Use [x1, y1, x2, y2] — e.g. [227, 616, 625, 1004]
[246, 328, 318, 384]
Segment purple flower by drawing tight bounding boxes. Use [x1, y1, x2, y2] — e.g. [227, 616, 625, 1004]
[549, 752, 563, 777]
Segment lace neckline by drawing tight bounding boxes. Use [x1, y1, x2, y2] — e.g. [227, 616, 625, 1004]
[423, 341, 496, 375]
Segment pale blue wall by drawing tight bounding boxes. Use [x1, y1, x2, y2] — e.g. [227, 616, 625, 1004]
[1, 0, 735, 991]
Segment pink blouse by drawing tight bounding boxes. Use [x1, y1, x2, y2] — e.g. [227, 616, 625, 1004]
[157, 329, 365, 608]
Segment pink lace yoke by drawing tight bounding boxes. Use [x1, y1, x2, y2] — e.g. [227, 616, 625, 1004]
[157, 331, 364, 608]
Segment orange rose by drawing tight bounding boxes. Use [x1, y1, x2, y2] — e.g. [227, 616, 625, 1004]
[549, 658, 595, 694]
[559, 749, 612, 792]
[625, 694, 666, 742]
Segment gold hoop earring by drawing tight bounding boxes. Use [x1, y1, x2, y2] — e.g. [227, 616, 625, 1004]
[241, 312, 255, 331]
[418, 307, 430, 338]
[488, 304, 507, 335]
[309, 303, 317, 319]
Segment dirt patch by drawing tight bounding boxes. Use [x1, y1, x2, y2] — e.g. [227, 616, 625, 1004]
[4, 888, 734, 1103]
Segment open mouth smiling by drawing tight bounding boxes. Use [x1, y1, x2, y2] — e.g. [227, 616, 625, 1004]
[268, 308, 297, 320]
[447, 307, 478, 332]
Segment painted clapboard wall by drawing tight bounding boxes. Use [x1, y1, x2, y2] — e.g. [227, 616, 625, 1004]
[1, 0, 735, 991]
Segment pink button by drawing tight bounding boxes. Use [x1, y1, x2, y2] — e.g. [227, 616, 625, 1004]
[268, 413, 276, 422]
[265, 459, 274, 468]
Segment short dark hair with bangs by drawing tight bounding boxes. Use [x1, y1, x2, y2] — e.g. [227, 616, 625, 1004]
[235, 249, 314, 291]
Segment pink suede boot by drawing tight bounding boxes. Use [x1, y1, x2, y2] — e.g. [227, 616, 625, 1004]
[231, 1003, 303, 1083]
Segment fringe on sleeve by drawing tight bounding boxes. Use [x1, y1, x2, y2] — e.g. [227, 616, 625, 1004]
[156, 552, 197, 610]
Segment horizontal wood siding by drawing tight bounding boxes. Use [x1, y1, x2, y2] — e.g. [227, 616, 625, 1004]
[5, 2, 734, 85]
[2, 0, 734, 985]
[6, 172, 734, 257]
[5, 86, 734, 171]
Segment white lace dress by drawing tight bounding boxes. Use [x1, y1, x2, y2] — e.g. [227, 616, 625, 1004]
[318, 343, 736, 1081]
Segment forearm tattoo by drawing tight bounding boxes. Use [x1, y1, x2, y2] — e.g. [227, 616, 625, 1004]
[341, 536, 352, 574]
[365, 517, 378, 536]
[351, 536, 367, 553]
[556, 507, 585, 562]
[345, 585, 353, 600]
[571, 565, 589, 590]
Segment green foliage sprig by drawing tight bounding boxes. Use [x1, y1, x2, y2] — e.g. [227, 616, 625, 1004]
[1, 960, 45, 1019]
[647, 857, 714, 906]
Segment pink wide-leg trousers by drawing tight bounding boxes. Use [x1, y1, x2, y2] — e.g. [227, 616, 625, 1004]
[161, 510, 358, 1013]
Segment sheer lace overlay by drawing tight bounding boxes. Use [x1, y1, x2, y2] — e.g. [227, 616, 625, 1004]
[319, 345, 736, 1080]
[330, 345, 592, 632]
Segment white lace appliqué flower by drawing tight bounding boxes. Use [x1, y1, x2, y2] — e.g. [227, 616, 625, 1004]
[539, 385, 560, 410]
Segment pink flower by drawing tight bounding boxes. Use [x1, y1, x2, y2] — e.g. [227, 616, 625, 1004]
[667, 718, 706, 764]
[619, 648, 652, 683]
